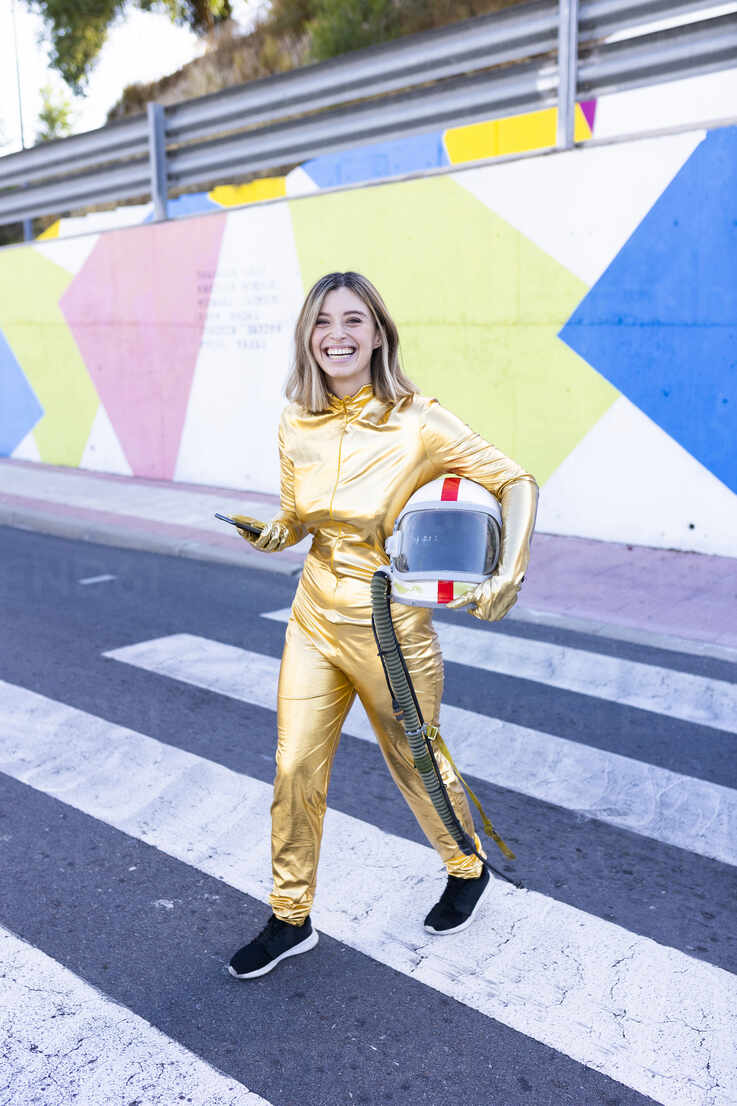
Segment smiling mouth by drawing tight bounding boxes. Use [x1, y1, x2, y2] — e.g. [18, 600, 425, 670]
[324, 346, 356, 360]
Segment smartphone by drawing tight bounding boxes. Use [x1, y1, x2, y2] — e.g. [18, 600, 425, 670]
[214, 513, 262, 538]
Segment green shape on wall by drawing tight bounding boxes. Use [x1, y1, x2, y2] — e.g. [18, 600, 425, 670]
[289, 175, 618, 483]
[0, 246, 98, 466]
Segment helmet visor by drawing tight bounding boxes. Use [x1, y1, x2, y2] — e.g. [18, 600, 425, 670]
[393, 509, 500, 576]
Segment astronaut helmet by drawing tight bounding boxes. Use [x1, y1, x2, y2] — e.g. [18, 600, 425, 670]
[384, 475, 501, 608]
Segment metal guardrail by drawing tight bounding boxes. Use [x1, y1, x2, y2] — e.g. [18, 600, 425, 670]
[1, 0, 735, 231]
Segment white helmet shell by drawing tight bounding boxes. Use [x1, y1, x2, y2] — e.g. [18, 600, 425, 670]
[384, 475, 501, 608]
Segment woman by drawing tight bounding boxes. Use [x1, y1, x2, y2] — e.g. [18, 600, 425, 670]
[228, 272, 537, 979]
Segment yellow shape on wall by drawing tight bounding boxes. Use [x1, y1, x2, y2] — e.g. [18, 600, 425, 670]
[289, 173, 617, 484]
[444, 104, 592, 164]
[0, 246, 98, 466]
[36, 221, 61, 239]
[209, 177, 287, 207]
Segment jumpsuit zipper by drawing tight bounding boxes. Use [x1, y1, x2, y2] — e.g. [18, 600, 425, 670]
[327, 410, 348, 574]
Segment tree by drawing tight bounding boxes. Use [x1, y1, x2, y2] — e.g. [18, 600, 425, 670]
[25, 0, 233, 92]
[35, 83, 74, 143]
[308, 0, 399, 61]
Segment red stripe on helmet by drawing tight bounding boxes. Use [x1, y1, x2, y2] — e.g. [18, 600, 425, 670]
[440, 476, 461, 501]
[438, 580, 454, 604]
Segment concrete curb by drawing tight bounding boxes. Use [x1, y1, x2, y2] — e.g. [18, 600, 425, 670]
[0, 504, 303, 577]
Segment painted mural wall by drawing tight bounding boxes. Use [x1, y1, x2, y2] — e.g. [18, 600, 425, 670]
[1, 122, 736, 557]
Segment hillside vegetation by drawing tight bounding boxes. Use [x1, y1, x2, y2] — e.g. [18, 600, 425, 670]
[107, 0, 529, 120]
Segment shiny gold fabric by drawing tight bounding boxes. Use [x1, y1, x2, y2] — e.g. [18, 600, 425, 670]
[261, 384, 537, 924]
[270, 605, 484, 923]
[448, 480, 539, 620]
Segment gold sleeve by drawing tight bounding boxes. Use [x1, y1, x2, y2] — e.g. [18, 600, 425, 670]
[274, 414, 307, 548]
[418, 398, 536, 499]
[420, 399, 538, 588]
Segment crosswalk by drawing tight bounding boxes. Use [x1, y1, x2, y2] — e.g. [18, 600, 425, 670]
[0, 927, 271, 1106]
[2, 605, 736, 1106]
[104, 632, 737, 866]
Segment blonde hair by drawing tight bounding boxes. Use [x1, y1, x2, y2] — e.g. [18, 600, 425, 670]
[286, 272, 417, 412]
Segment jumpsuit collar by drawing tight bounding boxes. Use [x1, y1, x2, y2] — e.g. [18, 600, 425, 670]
[327, 382, 375, 419]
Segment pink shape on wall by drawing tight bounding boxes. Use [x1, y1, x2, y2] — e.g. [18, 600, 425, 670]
[579, 99, 597, 132]
[60, 214, 226, 479]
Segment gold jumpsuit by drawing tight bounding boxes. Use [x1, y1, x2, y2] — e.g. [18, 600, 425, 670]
[268, 383, 536, 924]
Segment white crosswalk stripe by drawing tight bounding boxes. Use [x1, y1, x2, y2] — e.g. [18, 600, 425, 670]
[0, 926, 271, 1106]
[1, 677, 734, 1106]
[104, 633, 737, 866]
[263, 608, 737, 733]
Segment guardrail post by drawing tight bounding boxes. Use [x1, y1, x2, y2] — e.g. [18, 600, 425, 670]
[557, 0, 579, 149]
[147, 102, 168, 221]
[22, 218, 33, 241]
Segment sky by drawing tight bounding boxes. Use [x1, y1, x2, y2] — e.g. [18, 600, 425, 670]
[0, 0, 265, 154]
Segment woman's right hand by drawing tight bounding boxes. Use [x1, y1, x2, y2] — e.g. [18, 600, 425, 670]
[446, 573, 520, 622]
[233, 515, 290, 553]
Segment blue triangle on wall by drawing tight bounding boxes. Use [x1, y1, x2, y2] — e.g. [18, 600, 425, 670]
[0, 328, 44, 456]
[558, 126, 737, 495]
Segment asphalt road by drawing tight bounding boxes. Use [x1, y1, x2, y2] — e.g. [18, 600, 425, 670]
[1, 526, 735, 1106]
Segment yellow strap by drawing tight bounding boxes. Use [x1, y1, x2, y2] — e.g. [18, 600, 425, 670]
[428, 727, 517, 861]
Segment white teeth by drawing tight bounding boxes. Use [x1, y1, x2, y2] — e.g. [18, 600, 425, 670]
[326, 347, 354, 356]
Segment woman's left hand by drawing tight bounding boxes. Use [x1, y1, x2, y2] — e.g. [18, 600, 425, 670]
[446, 574, 520, 622]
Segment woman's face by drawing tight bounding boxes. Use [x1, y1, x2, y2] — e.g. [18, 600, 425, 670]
[310, 286, 382, 398]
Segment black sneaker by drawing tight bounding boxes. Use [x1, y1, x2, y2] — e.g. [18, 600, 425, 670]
[423, 867, 490, 935]
[228, 914, 318, 979]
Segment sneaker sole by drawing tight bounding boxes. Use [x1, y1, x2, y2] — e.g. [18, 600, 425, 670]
[423, 876, 490, 936]
[227, 929, 319, 979]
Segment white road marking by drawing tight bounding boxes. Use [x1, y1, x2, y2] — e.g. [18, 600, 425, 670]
[104, 634, 737, 867]
[262, 608, 737, 734]
[78, 573, 117, 585]
[0, 926, 271, 1106]
[1, 678, 734, 1106]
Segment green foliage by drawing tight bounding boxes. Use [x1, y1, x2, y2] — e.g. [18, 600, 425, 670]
[266, 0, 320, 37]
[308, 0, 399, 60]
[139, 0, 231, 30]
[35, 83, 74, 142]
[27, 0, 121, 93]
[102, 0, 525, 121]
[25, 0, 233, 91]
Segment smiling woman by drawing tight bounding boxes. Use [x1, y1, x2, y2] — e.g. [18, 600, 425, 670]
[228, 270, 538, 980]
[286, 271, 416, 410]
